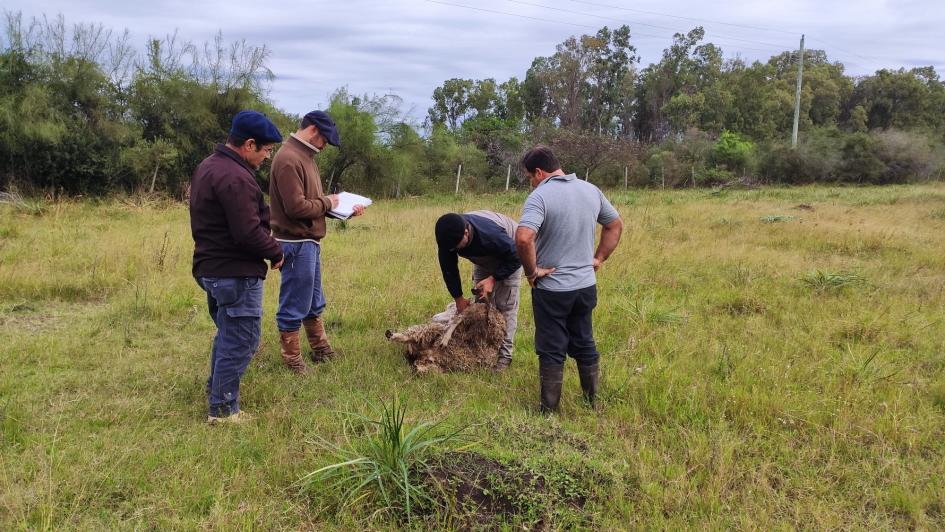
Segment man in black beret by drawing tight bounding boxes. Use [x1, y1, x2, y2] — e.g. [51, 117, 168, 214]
[269, 110, 366, 373]
[189, 110, 285, 424]
[435, 211, 522, 370]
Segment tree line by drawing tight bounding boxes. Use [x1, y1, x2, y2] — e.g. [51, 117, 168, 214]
[1, 13, 943, 196]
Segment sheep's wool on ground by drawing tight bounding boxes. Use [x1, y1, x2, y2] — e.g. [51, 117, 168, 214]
[386, 302, 506, 373]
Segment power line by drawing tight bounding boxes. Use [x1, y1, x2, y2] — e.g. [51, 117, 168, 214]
[803, 35, 942, 71]
[424, 0, 597, 31]
[508, 0, 679, 33]
[425, 0, 908, 73]
[559, 0, 893, 71]
[426, 0, 791, 57]
[566, 0, 799, 36]
[424, 0, 700, 41]
[562, 0, 922, 71]
[507, 0, 794, 52]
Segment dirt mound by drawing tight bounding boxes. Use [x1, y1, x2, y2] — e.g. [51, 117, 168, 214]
[425, 452, 593, 529]
[386, 302, 506, 373]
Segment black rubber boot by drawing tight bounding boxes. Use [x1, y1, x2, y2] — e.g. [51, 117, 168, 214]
[539, 361, 565, 414]
[577, 362, 600, 408]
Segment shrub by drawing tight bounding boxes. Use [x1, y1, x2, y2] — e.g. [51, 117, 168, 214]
[298, 397, 465, 521]
[838, 132, 884, 183]
[711, 130, 756, 175]
[872, 129, 943, 183]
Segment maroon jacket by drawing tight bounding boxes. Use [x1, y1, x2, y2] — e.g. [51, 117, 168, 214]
[189, 144, 283, 279]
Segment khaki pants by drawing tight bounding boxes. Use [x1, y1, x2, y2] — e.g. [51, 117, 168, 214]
[466, 210, 522, 362]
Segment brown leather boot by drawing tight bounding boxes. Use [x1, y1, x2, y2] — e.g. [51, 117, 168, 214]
[279, 330, 309, 374]
[303, 316, 336, 363]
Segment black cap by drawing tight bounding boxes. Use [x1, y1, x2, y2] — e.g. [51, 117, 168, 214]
[230, 110, 283, 144]
[303, 110, 341, 147]
[435, 213, 466, 249]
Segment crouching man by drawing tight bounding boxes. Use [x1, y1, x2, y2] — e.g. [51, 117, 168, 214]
[435, 211, 523, 370]
[189, 110, 285, 424]
[515, 146, 623, 412]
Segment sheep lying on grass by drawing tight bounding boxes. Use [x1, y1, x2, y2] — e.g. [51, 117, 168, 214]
[385, 302, 506, 373]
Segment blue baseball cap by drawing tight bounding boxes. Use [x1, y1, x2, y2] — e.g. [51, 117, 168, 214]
[303, 110, 341, 147]
[230, 110, 283, 144]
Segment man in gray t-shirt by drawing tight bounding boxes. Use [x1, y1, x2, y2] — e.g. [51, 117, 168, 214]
[515, 146, 623, 413]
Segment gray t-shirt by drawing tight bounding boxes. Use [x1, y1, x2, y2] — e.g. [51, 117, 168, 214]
[519, 173, 620, 292]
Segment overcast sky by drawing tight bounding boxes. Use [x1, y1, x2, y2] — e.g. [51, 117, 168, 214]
[6, 0, 944, 122]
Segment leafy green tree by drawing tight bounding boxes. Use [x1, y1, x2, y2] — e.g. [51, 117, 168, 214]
[317, 89, 382, 192]
[428, 78, 473, 130]
[849, 67, 945, 135]
[634, 27, 720, 141]
[522, 25, 637, 134]
[386, 122, 427, 195]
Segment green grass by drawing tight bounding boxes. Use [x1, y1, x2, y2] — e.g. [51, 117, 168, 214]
[2, 184, 945, 529]
[801, 270, 866, 293]
[298, 396, 465, 521]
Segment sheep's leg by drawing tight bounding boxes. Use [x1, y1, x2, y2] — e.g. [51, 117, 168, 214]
[439, 315, 464, 347]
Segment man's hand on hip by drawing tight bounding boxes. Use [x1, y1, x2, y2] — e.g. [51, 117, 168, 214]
[271, 257, 285, 270]
[526, 266, 556, 288]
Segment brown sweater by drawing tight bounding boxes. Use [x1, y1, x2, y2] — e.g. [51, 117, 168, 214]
[269, 135, 333, 240]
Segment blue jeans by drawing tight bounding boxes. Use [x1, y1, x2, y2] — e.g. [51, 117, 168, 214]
[276, 241, 326, 332]
[198, 276, 264, 417]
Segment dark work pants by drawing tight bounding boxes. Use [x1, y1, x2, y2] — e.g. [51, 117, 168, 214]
[198, 276, 264, 417]
[531, 285, 599, 366]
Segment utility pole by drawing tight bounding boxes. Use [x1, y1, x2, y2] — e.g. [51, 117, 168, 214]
[454, 164, 462, 195]
[505, 164, 511, 191]
[791, 34, 805, 148]
[624, 166, 628, 190]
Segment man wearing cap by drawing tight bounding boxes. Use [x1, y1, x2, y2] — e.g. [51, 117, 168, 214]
[515, 145, 623, 413]
[435, 211, 522, 370]
[269, 110, 365, 373]
[190, 110, 285, 424]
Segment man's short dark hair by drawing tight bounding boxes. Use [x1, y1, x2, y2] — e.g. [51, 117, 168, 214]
[227, 134, 250, 148]
[521, 145, 561, 174]
[226, 134, 267, 151]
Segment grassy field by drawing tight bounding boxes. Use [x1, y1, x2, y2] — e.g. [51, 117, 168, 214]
[2, 185, 945, 529]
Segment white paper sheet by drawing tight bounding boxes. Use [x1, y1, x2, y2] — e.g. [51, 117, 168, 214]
[328, 191, 373, 220]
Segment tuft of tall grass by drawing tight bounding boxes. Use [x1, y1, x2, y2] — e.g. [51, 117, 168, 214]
[0, 191, 46, 216]
[298, 396, 466, 521]
[801, 270, 865, 293]
[623, 298, 688, 326]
